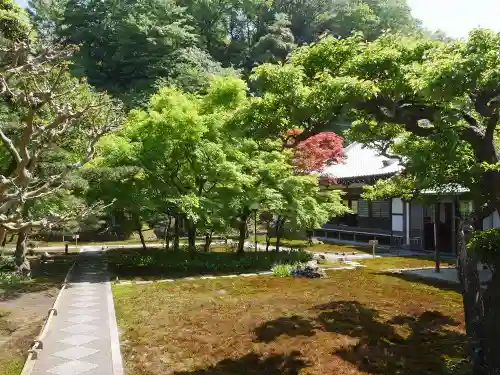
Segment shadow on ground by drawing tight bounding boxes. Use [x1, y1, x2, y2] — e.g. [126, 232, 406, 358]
[172, 351, 308, 375]
[253, 300, 466, 375]
[106, 247, 312, 280]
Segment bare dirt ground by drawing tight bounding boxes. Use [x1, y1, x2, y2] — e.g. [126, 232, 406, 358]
[0, 255, 74, 375]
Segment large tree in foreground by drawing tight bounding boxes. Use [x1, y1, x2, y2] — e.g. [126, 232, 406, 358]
[241, 30, 500, 374]
[0, 41, 122, 265]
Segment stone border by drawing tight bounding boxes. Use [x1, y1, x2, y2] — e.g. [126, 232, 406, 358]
[106, 280, 125, 375]
[20, 260, 77, 375]
[385, 266, 456, 273]
[114, 265, 364, 286]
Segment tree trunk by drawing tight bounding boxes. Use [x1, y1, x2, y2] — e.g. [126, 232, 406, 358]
[203, 231, 213, 252]
[164, 216, 172, 250]
[14, 229, 28, 267]
[307, 230, 313, 247]
[0, 229, 7, 247]
[265, 222, 271, 252]
[237, 217, 248, 254]
[173, 215, 180, 251]
[456, 221, 488, 374]
[435, 245, 441, 273]
[275, 216, 283, 252]
[480, 266, 500, 375]
[187, 219, 196, 251]
[136, 218, 147, 250]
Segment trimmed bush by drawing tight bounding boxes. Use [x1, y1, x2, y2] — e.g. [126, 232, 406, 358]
[107, 248, 312, 279]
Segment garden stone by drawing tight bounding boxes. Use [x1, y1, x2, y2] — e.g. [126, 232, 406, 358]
[310, 238, 323, 245]
[291, 265, 326, 278]
[17, 259, 31, 277]
[306, 260, 318, 268]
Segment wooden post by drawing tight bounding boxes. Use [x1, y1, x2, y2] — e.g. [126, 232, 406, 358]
[65, 243, 68, 255]
[434, 204, 440, 273]
[369, 239, 378, 258]
[405, 201, 411, 245]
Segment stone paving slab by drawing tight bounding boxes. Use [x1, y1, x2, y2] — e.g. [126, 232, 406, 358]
[400, 267, 492, 284]
[31, 247, 124, 375]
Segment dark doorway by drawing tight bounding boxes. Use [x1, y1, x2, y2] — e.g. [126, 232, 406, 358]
[423, 216, 435, 251]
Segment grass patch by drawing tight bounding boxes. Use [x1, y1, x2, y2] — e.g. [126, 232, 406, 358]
[107, 247, 313, 280]
[113, 260, 466, 375]
[0, 359, 24, 375]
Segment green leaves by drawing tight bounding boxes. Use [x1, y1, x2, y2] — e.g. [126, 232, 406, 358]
[468, 228, 500, 269]
[0, 0, 31, 41]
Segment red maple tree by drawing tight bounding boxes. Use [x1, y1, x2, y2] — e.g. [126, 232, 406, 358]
[288, 130, 344, 174]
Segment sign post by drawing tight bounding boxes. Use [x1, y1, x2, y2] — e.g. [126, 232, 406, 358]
[73, 234, 80, 248]
[369, 239, 379, 258]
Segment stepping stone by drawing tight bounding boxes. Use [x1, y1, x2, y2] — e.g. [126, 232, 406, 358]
[66, 315, 99, 324]
[73, 296, 100, 302]
[70, 302, 99, 308]
[58, 334, 99, 346]
[52, 346, 99, 360]
[67, 308, 100, 315]
[47, 360, 99, 375]
[60, 323, 98, 334]
[72, 290, 96, 296]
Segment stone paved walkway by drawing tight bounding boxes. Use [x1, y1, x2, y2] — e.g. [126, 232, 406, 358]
[31, 247, 124, 375]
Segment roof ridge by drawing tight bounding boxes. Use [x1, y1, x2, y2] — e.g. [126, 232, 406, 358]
[343, 142, 359, 152]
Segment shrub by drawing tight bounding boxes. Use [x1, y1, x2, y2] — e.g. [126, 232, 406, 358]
[0, 271, 27, 285]
[444, 358, 471, 375]
[0, 255, 16, 272]
[106, 248, 312, 278]
[467, 228, 500, 270]
[272, 264, 292, 277]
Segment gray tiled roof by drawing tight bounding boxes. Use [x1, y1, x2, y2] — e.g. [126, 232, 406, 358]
[323, 142, 403, 179]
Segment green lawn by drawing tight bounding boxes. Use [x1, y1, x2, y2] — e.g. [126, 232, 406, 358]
[0, 358, 24, 375]
[113, 256, 465, 375]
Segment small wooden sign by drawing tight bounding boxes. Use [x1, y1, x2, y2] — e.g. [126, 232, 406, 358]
[73, 234, 80, 239]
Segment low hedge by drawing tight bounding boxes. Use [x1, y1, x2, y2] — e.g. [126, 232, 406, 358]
[106, 248, 313, 279]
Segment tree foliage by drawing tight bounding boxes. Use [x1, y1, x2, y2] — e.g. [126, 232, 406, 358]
[28, 0, 422, 89]
[244, 29, 500, 374]
[290, 130, 344, 173]
[0, 41, 122, 231]
[0, 0, 31, 41]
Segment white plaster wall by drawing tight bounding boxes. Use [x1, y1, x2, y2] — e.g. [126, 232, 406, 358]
[483, 211, 500, 229]
[392, 215, 403, 232]
[392, 198, 403, 214]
